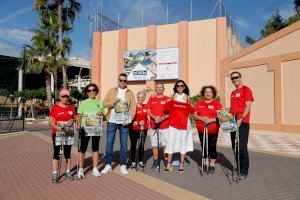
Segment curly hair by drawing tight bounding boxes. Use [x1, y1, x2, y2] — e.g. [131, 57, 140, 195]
[173, 80, 190, 95]
[200, 85, 217, 98]
[84, 83, 99, 95]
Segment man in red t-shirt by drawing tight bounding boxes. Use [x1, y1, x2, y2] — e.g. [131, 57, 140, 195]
[229, 71, 254, 180]
[146, 83, 169, 170]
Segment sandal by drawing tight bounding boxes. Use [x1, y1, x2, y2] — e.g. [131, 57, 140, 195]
[179, 162, 184, 172]
[164, 162, 173, 172]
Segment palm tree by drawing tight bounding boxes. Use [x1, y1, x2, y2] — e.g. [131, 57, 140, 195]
[295, 0, 300, 12]
[47, 0, 81, 88]
[26, 12, 68, 105]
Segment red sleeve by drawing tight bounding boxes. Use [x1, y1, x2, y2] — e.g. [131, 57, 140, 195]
[164, 100, 171, 112]
[189, 104, 195, 114]
[244, 87, 254, 102]
[194, 102, 200, 112]
[49, 106, 57, 118]
[216, 101, 223, 110]
[71, 105, 76, 117]
[145, 97, 153, 109]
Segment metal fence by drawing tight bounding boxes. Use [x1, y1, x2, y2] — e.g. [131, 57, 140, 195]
[0, 38, 25, 133]
[90, 0, 237, 36]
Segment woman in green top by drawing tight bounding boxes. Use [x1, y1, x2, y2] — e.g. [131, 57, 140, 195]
[77, 83, 104, 179]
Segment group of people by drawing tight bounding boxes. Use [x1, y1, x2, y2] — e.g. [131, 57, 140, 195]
[49, 71, 254, 183]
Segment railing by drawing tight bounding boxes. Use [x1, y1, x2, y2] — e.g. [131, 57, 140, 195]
[89, 0, 238, 37]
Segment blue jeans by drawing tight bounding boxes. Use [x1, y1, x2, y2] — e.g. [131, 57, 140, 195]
[105, 122, 129, 165]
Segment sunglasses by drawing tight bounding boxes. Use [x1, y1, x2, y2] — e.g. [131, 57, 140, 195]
[176, 84, 185, 88]
[61, 95, 69, 98]
[231, 76, 240, 81]
[87, 89, 97, 93]
[119, 79, 127, 83]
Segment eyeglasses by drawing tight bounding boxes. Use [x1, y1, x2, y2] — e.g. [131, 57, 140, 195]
[118, 79, 127, 83]
[230, 76, 240, 81]
[87, 89, 97, 93]
[176, 84, 185, 88]
[61, 95, 69, 98]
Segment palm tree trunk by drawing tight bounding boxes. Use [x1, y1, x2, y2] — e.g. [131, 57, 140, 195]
[62, 66, 68, 88]
[58, 2, 68, 88]
[45, 68, 52, 105]
[54, 69, 58, 100]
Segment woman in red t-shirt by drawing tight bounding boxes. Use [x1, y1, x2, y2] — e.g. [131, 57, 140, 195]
[49, 89, 76, 183]
[165, 80, 194, 173]
[129, 91, 149, 169]
[193, 86, 222, 174]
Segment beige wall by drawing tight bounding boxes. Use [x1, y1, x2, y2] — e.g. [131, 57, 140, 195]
[156, 24, 178, 48]
[220, 21, 300, 133]
[225, 65, 275, 124]
[100, 31, 119, 98]
[281, 59, 300, 125]
[127, 27, 147, 50]
[234, 29, 300, 63]
[93, 17, 233, 102]
[188, 19, 216, 96]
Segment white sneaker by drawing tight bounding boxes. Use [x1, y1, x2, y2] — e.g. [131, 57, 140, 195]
[130, 162, 136, 169]
[92, 168, 101, 177]
[101, 164, 112, 174]
[77, 168, 84, 179]
[120, 165, 128, 175]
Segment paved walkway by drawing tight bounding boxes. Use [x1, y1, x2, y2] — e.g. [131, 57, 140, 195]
[0, 133, 171, 200]
[1, 122, 298, 199]
[193, 128, 300, 158]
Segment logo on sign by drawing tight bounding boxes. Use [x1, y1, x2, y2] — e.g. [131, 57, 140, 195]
[133, 70, 147, 75]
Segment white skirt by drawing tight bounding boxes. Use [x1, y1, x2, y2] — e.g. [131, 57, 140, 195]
[165, 124, 194, 154]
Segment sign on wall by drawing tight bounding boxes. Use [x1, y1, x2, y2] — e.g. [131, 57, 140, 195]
[123, 47, 179, 81]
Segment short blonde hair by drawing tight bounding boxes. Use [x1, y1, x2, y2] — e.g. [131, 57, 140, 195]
[137, 91, 146, 98]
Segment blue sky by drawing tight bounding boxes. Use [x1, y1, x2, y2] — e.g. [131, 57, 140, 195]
[0, 0, 296, 59]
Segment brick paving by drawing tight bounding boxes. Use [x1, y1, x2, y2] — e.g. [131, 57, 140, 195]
[0, 133, 170, 200]
[23, 122, 300, 200]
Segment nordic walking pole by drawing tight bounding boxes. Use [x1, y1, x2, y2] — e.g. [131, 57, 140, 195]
[57, 135, 64, 180]
[236, 125, 240, 183]
[136, 124, 144, 172]
[201, 125, 206, 175]
[76, 126, 81, 180]
[155, 122, 160, 173]
[205, 124, 209, 173]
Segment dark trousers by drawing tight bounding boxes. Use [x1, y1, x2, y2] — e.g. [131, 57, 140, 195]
[230, 122, 250, 176]
[52, 134, 72, 160]
[198, 132, 218, 159]
[79, 129, 100, 153]
[129, 129, 147, 163]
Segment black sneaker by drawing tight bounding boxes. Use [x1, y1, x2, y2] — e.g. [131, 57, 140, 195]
[138, 162, 146, 170]
[202, 164, 207, 172]
[208, 165, 215, 174]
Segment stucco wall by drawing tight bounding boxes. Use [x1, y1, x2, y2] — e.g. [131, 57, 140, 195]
[100, 31, 119, 98]
[225, 65, 275, 124]
[188, 19, 216, 96]
[234, 29, 300, 63]
[282, 59, 300, 125]
[220, 21, 300, 132]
